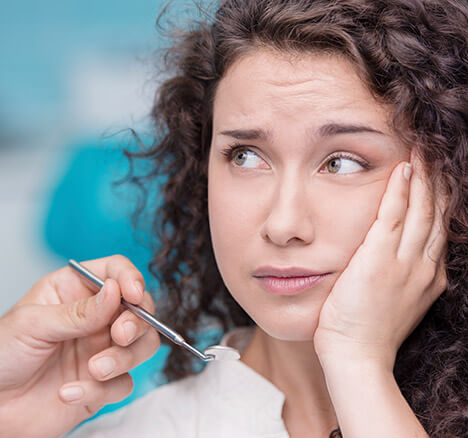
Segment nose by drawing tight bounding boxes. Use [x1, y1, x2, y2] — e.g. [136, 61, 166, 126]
[260, 173, 315, 247]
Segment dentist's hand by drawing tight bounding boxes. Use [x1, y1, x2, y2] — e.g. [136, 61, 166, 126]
[0, 255, 160, 438]
[314, 151, 449, 372]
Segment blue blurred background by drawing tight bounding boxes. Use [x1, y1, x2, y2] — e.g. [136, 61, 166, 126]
[0, 0, 220, 431]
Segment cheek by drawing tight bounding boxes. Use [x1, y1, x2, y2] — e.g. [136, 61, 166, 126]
[317, 181, 386, 267]
[208, 171, 388, 280]
[207, 165, 257, 284]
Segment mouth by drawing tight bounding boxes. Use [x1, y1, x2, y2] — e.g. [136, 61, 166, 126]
[254, 273, 330, 296]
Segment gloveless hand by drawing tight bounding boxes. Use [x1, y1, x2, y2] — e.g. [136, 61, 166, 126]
[313, 150, 449, 372]
[0, 255, 160, 438]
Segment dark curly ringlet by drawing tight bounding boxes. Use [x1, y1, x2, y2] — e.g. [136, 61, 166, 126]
[117, 1, 467, 437]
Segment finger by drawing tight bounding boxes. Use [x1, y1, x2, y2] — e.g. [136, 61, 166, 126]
[420, 253, 448, 314]
[76, 255, 146, 305]
[88, 328, 160, 381]
[24, 278, 122, 342]
[431, 251, 448, 300]
[398, 150, 436, 262]
[110, 291, 157, 346]
[58, 373, 134, 411]
[422, 185, 449, 265]
[365, 161, 412, 257]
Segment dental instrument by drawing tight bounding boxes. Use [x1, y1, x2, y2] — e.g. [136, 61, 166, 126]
[68, 259, 240, 362]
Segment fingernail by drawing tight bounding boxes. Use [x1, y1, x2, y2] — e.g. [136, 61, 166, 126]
[96, 282, 106, 305]
[403, 163, 413, 180]
[133, 281, 144, 300]
[60, 385, 84, 402]
[93, 357, 116, 376]
[123, 321, 137, 343]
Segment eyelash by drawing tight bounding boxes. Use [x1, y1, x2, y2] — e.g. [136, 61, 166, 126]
[220, 143, 372, 172]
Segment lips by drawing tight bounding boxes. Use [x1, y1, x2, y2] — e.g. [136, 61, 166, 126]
[252, 265, 329, 278]
[252, 265, 331, 296]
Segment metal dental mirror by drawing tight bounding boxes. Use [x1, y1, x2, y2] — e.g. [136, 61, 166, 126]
[68, 260, 241, 362]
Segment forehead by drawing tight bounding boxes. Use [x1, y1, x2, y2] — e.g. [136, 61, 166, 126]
[213, 49, 392, 135]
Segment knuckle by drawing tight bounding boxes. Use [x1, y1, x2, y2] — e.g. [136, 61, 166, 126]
[389, 218, 403, 233]
[132, 268, 144, 281]
[112, 255, 136, 275]
[112, 256, 143, 286]
[113, 254, 130, 264]
[424, 210, 434, 223]
[132, 274, 145, 291]
[422, 201, 434, 221]
[67, 299, 90, 330]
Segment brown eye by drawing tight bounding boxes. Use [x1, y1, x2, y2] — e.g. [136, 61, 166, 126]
[321, 153, 368, 175]
[327, 157, 342, 173]
[233, 150, 248, 166]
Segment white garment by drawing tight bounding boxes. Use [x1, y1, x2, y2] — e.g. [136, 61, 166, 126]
[67, 326, 290, 437]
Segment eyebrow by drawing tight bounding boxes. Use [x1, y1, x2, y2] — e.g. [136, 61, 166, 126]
[219, 123, 385, 140]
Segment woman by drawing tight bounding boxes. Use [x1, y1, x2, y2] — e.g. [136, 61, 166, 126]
[0, 1, 466, 437]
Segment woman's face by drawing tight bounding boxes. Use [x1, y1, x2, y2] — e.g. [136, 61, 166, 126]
[208, 49, 409, 341]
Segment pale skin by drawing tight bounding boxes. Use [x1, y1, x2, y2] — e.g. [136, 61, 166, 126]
[0, 256, 160, 437]
[0, 49, 448, 437]
[208, 49, 448, 437]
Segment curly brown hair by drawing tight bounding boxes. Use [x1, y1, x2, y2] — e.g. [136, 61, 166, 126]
[118, 1, 467, 436]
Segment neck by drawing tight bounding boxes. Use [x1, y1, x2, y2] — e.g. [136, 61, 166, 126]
[240, 326, 339, 436]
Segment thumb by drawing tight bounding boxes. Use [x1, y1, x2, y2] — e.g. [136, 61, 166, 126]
[33, 279, 122, 342]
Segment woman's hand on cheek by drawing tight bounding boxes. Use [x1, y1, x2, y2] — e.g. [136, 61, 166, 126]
[313, 151, 449, 372]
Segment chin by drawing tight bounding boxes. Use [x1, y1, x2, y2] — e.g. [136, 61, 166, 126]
[245, 302, 323, 342]
[225, 272, 333, 341]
